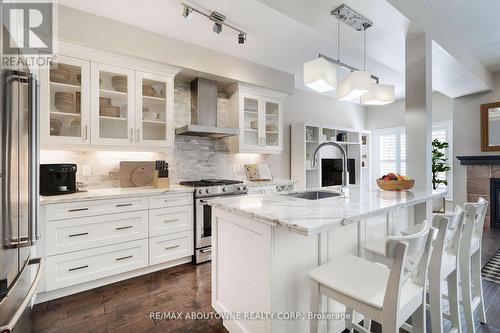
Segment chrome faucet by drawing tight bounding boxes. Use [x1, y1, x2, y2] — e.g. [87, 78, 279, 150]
[313, 142, 349, 194]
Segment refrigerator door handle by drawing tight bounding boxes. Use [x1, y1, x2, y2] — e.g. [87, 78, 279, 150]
[0, 258, 44, 333]
[2, 73, 16, 248]
[28, 74, 40, 243]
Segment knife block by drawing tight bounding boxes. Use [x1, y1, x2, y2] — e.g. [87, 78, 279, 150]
[154, 171, 170, 188]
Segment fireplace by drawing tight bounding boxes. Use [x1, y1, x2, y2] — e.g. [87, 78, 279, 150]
[491, 179, 500, 229]
[456, 155, 500, 229]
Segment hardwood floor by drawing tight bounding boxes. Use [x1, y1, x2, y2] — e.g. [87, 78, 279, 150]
[33, 263, 227, 333]
[33, 229, 500, 333]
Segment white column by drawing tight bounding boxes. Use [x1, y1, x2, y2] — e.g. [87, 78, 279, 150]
[405, 31, 433, 223]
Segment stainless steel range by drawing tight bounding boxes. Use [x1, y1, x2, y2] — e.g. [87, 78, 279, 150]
[180, 179, 248, 264]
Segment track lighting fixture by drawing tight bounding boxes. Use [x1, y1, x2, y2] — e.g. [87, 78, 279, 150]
[238, 32, 247, 44]
[182, 3, 247, 45]
[182, 5, 194, 21]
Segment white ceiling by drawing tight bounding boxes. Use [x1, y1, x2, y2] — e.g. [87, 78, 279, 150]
[57, 0, 495, 99]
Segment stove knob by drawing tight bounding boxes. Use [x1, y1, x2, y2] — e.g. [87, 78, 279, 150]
[198, 189, 203, 194]
[236, 186, 241, 191]
[242, 186, 247, 191]
[205, 189, 210, 194]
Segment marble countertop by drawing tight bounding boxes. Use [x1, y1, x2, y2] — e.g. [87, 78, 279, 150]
[208, 186, 447, 236]
[243, 179, 296, 187]
[40, 185, 194, 205]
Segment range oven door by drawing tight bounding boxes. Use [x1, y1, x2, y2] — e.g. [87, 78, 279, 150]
[195, 198, 213, 250]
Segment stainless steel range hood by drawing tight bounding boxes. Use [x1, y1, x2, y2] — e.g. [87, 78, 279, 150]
[175, 77, 239, 138]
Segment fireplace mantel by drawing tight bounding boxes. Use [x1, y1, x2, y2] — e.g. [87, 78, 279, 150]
[456, 155, 500, 165]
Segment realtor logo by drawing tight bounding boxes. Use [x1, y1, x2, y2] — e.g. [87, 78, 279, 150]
[2, 2, 53, 55]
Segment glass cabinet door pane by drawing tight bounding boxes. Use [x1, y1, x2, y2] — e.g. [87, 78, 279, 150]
[98, 71, 129, 140]
[243, 97, 259, 146]
[265, 101, 279, 147]
[141, 78, 167, 141]
[49, 62, 82, 138]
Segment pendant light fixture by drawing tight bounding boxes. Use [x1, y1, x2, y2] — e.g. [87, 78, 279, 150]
[302, 4, 395, 105]
[361, 83, 395, 105]
[338, 28, 371, 101]
[303, 57, 337, 92]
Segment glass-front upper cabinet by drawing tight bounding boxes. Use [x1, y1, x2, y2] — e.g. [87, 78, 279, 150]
[40, 55, 90, 145]
[263, 99, 282, 150]
[135, 72, 173, 147]
[91, 62, 135, 146]
[242, 95, 261, 149]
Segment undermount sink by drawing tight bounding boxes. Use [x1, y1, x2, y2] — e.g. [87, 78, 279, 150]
[286, 191, 341, 200]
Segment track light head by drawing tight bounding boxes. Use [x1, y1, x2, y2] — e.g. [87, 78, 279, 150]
[182, 5, 194, 21]
[213, 22, 222, 34]
[238, 32, 247, 44]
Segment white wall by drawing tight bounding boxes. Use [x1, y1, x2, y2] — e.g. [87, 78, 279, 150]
[453, 72, 500, 205]
[365, 92, 453, 130]
[268, 89, 366, 179]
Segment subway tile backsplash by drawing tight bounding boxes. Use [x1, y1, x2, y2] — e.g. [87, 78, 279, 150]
[40, 80, 268, 189]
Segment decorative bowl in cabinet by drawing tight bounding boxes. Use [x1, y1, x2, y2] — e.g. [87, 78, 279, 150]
[143, 84, 158, 97]
[50, 66, 71, 84]
[111, 76, 127, 93]
[143, 111, 159, 121]
[376, 179, 415, 191]
[54, 92, 75, 113]
[100, 105, 121, 117]
[250, 120, 258, 130]
[266, 124, 277, 132]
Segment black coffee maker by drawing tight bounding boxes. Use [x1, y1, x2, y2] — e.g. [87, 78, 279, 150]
[40, 164, 77, 195]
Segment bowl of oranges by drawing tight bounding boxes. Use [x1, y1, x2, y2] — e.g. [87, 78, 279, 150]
[376, 173, 415, 191]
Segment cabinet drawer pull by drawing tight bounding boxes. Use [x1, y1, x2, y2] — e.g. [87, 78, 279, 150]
[68, 208, 89, 212]
[115, 255, 133, 261]
[116, 225, 133, 230]
[68, 265, 88, 272]
[164, 199, 178, 203]
[68, 232, 89, 238]
[115, 203, 133, 207]
[164, 218, 179, 223]
[165, 245, 180, 250]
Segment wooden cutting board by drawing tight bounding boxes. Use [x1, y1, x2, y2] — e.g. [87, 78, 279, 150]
[119, 161, 156, 187]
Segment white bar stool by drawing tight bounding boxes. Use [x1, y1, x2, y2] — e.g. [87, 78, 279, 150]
[309, 220, 434, 333]
[460, 198, 489, 333]
[363, 207, 464, 333]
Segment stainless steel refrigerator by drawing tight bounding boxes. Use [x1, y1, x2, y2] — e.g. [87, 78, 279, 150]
[0, 44, 43, 333]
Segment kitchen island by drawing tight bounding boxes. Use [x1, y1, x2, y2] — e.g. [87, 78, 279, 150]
[208, 186, 446, 333]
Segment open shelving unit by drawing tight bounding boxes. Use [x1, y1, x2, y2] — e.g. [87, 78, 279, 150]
[291, 122, 372, 190]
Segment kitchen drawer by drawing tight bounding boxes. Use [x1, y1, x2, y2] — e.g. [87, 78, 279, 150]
[46, 210, 148, 256]
[149, 205, 193, 237]
[149, 231, 193, 266]
[45, 196, 148, 221]
[45, 239, 148, 291]
[148, 193, 192, 209]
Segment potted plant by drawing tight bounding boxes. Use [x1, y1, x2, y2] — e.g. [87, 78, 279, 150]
[432, 138, 451, 212]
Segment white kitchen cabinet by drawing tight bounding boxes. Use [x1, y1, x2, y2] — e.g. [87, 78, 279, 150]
[40, 42, 180, 150]
[227, 83, 287, 154]
[91, 62, 135, 146]
[40, 55, 91, 145]
[45, 239, 148, 291]
[135, 72, 174, 147]
[38, 190, 194, 302]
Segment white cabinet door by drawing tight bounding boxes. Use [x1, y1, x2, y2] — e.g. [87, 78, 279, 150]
[239, 93, 263, 151]
[262, 97, 283, 152]
[135, 72, 174, 148]
[91, 62, 135, 146]
[40, 55, 91, 146]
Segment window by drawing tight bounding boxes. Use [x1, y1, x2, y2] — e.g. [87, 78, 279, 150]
[377, 127, 405, 176]
[374, 121, 452, 199]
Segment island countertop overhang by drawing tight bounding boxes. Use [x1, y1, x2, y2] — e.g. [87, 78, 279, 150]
[207, 187, 447, 236]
